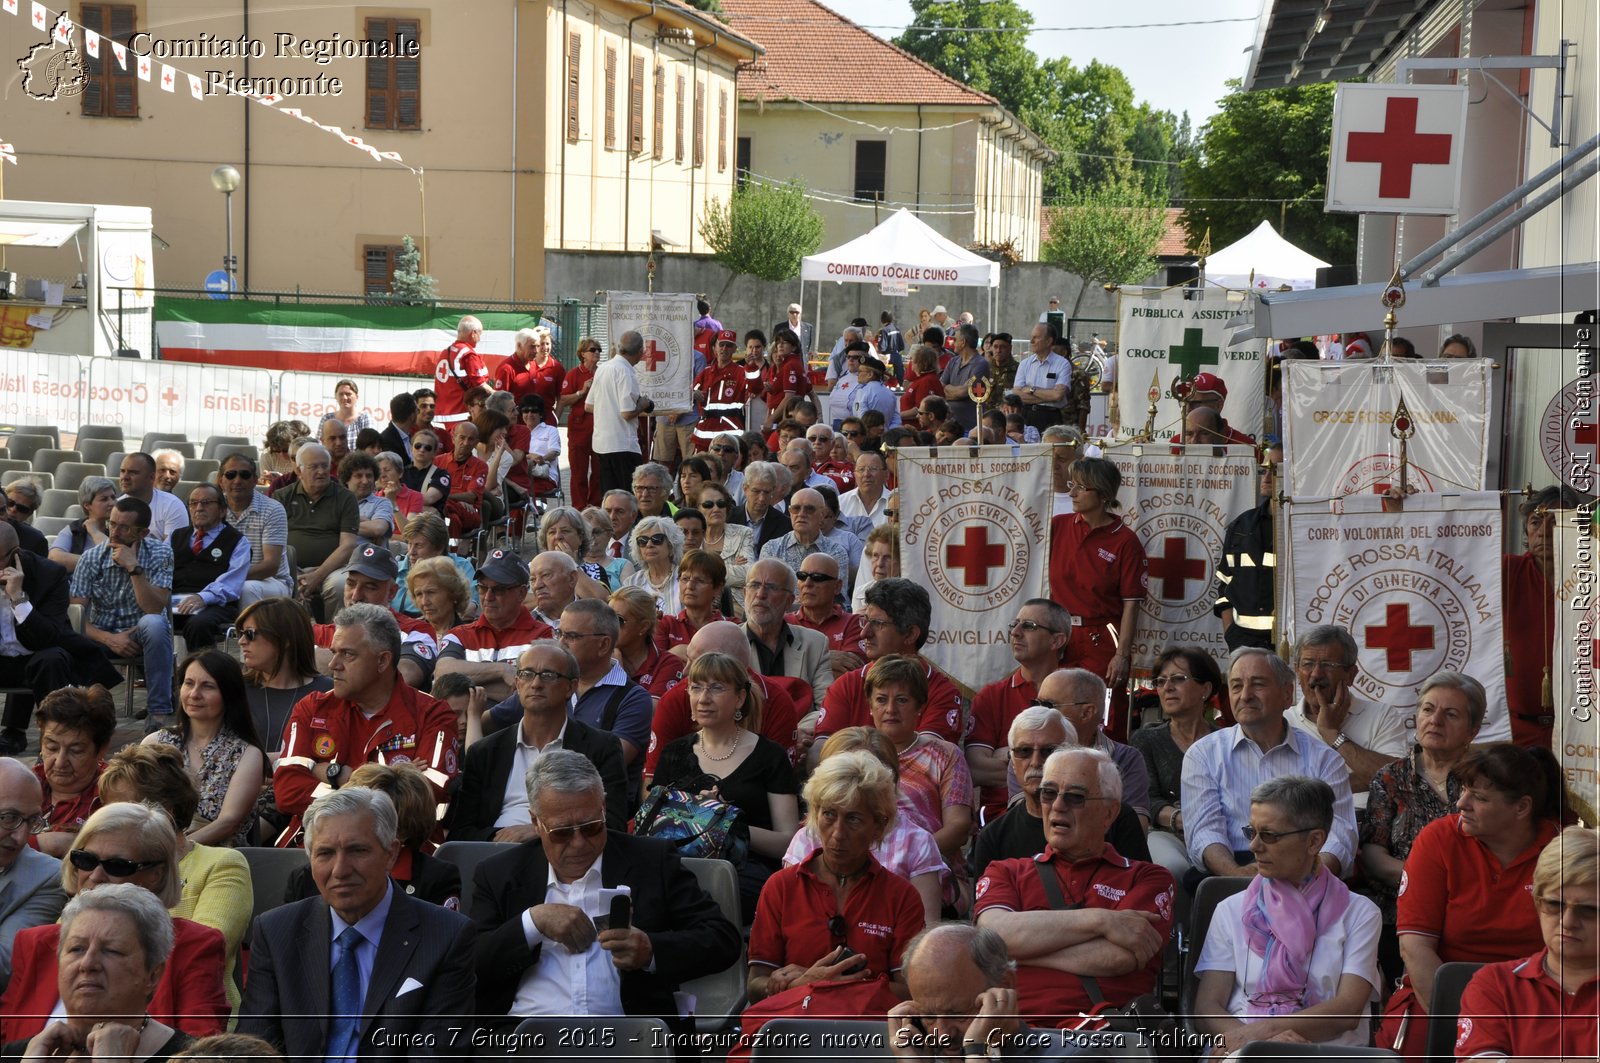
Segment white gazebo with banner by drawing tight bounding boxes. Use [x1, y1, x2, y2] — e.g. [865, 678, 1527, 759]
[799, 208, 1000, 351]
[1203, 219, 1330, 292]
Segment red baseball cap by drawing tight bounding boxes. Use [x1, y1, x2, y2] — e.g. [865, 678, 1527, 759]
[716, 329, 738, 345]
[1191, 371, 1227, 397]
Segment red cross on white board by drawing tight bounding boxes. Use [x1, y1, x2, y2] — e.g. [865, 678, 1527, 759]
[642, 340, 668, 371]
[1345, 97, 1454, 199]
[945, 525, 1006, 587]
[1147, 536, 1207, 601]
[161, 386, 179, 407]
[1365, 602, 1435, 672]
[1572, 418, 1600, 447]
[1327, 84, 1466, 216]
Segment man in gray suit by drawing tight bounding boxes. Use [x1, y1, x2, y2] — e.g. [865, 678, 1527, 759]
[239, 787, 475, 1058]
[742, 560, 830, 710]
[0, 759, 65, 992]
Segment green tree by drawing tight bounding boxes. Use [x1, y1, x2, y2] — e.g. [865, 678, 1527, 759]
[895, 0, 1041, 116]
[388, 235, 437, 303]
[679, 0, 727, 21]
[1181, 81, 1355, 264]
[1041, 180, 1168, 317]
[699, 180, 824, 298]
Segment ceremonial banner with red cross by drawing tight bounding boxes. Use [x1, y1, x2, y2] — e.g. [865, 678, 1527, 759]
[1282, 360, 1490, 500]
[1552, 515, 1600, 823]
[1114, 289, 1265, 443]
[1102, 444, 1258, 675]
[605, 290, 694, 415]
[1327, 84, 1468, 215]
[1287, 492, 1510, 741]
[899, 443, 1052, 696]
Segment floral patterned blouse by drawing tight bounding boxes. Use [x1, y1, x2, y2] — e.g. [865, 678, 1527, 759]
[151, 728, 255, 848]
[1360, 744, 1463, 922]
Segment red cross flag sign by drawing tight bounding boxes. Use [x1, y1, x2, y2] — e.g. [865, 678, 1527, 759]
[604, 290, 695, 414]
[1287, 492, 1510, 740]
[1327, 83, 1468, 215]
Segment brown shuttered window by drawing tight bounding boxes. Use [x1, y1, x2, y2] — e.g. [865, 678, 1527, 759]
[604, 47, 617, 150]
[675, 74, 685, 163]
[630, 54, 646, 155]
[718, 87, 728, 172]
[365, 18, 420, 130]
[80, 4, 139, 118]
[364, 245, 402, 295]
[566, 33, 582, 143]
[693, 80, 704, 168]
[653, 64, 665, 160]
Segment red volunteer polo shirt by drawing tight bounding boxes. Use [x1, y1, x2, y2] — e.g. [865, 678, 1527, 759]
[968, 670, 1040, 818]
[1455, 949, 1598, 1061]
[785, 606, 864, 655]
[748, 854, 924, 980]
[814, 657, 965, 744]
[1048, 513, 1147, 622]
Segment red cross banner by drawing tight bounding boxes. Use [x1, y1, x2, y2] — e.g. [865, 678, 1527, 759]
[898, 443, 1052, 696]
[1114, 289, 1265, 443]
[605, 291, 695, 415]
[1281, 360, 1490, 500]
[1552, 515, 1600, 823]
[1287, 492, 1510, 741]
[1327, 84, 1468, 215]
[1103, 444, 1258, 674]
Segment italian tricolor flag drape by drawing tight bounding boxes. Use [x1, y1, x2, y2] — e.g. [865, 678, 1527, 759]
[155, 298, 539, 377]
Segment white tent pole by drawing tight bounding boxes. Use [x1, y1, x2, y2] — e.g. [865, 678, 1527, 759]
[814, 281, 822, 358]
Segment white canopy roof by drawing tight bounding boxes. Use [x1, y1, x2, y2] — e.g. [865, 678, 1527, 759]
[801, 208, 999, 289]
[1205, 220, 1330, 292]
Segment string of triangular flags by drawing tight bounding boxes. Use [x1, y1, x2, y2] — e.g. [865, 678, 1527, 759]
[4, 2, 420, 175]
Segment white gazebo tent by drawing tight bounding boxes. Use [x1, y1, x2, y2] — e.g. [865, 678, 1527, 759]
[799, 208, 1000, 351]
[1204, 219, 1330, 292]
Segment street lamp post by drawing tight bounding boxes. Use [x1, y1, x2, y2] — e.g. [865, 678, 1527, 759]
[210, 164, 241, 294]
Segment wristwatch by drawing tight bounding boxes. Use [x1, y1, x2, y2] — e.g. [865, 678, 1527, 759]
[129, 565, 144, 577]
[326, 762, 345, 788]
[1332, 731, 1349, 750]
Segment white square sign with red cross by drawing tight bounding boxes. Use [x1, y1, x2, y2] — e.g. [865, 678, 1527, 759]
[1326, 83, 1468, 215]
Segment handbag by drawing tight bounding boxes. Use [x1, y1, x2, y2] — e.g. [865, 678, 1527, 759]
[633, 784, 749, 864]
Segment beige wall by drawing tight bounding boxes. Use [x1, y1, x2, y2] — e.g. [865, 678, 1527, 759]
[0, 0, 752, 302]
[738, 100, 1045, 258]
[1522, 0, 1597, 282]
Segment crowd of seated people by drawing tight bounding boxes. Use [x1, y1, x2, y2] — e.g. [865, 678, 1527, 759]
[0, 327, 1592, 1061]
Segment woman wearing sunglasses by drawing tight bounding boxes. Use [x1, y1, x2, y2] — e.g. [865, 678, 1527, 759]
[1192, 776, 1382, 1055]
[0, 803, 229, 1042]
[622, 515, 684, 616]
[1134, 647, 1223, 853]
[696, 482, 754, 614]
[402, 429, 450, 516]
[745, 749, 923, 1004]
[235, 597, 333, 771]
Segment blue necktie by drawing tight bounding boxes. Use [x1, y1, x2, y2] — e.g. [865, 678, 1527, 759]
[327, 925, 363, 1063]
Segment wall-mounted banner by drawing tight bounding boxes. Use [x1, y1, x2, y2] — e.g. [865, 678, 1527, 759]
[1282, 360, 1489, 500]
[1287, 492, 1509, 740]
[605, 291, 694, 415]
[1103, 444, 1257, 675]
[899, 443, 1052, 697]
[1114, 289, 1264, 443]
[1552, 513, 1600, 824]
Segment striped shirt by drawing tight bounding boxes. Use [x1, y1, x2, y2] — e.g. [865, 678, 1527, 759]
[1180, 721, 1357, 871]
[226, 492, 293, 586]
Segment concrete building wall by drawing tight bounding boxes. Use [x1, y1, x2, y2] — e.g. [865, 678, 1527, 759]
[1522, 0, 1598, 280]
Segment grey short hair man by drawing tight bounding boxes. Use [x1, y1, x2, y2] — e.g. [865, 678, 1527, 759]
[1287, 624, 1409, 809]
[303, 785, 400, 852]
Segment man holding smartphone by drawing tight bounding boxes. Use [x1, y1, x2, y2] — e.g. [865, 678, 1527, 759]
[888, 925, 1040, 1060]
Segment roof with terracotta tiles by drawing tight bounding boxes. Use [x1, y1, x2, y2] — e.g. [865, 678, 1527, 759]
[719, 0, 997, 107]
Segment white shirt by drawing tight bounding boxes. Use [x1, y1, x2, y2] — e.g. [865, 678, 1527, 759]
[495, 719, 568, 828]
[587, 357, 642, 455]
[1012, 352, 1072, 409]
[839, 487, 892, 528]
[828, 375, 862, 425]
[1195, 887, 1382, 1047]
[130, 489, 189, 541]
[1286, 694, 1410, 810]
[512, 857, 625, 1016]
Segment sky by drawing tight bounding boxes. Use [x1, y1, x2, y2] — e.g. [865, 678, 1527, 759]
[837, 0, 1265, 129]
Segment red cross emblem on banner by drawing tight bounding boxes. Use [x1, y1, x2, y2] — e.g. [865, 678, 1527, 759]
[1147, 536, 1206, 601]
[1365, 602, 1435, 672]
[642, 340, 668, 371]
[945, 526, 1006, 587]
[1345, 97, 1454, 199]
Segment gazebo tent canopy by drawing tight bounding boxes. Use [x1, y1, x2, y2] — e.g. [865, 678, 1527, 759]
[801, 208, 1000, 288]
[1205, 219, 1331, 291]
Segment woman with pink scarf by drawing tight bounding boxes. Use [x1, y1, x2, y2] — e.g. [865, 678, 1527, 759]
[1193, 776, 1382, 1057]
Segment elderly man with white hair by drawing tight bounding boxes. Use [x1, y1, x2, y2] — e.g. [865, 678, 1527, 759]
[758, 488, 850, 578]
[527, 550, 580, 631]
[734, 462, 791, 554]
[151, 449, 185, 495]
[277, 441, 360, 621]
[434, 314, 493, 439]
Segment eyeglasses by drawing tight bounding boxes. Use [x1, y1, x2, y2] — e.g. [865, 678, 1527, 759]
[220, 469, 253, 480]
[1028, 697, 1060, 710]
[556, 630, 606, 644]
[515, 668, 575, 683]
[842, 430, 863, 439]
[539, 817, 606, 842]
[1534, 896, 1600, 923]
[1152, 674, 1191, 688]
[745, 580, 789, 595]
[794, 572, 836, 583]
[1036, 786, 1114, 809]
[789, 504, 820, 513]
[861, 617, 896, 631]
[711, 445, 739, 454]
[700, 499, 730, 510]
[188, 499, 220, 508]
[1241, 826, 1316, 845]
[1296, 659, 1351, 673]
[1010, 744, 1059, 761]
[688, 682, 746, 699]
[636, 533, 669, 548]
[412, 443, 436, 452]
[5, 498, 34, 516]
[0, 809, 45, 832]
[236, 627, 264, 643]
[1009, 620, 1060, 635]
[68, 849, 164, 877]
